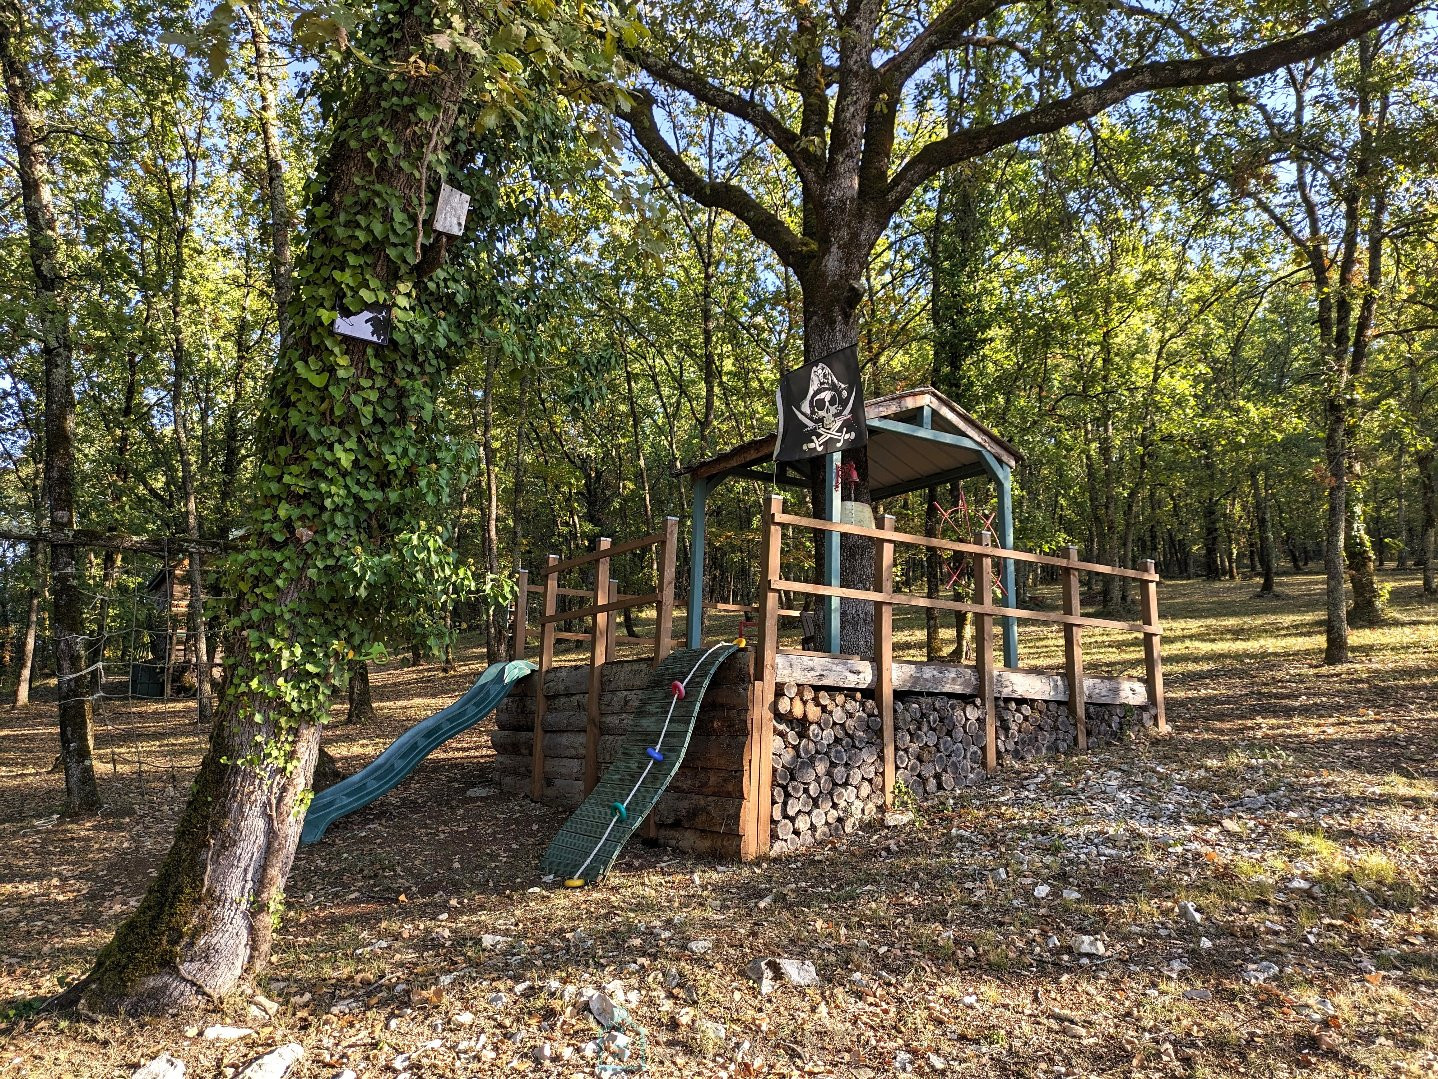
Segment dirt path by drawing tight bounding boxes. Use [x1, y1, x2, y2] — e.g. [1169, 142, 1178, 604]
[1, 574, 1435, 1078]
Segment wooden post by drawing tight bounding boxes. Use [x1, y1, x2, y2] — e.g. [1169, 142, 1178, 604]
[1061, 545, 1087, 752]
[585, 538, 611, 794]
[605, 576, 619, 662]
[975, 533, 998, 773]
[530, 554, 559, 800]
[1139, 559, 1167, 734]
[654, 516, 678, 664]
[875, 514, 896, 806]
[512, 568, 529, 661]
[742, 493, 783, 859]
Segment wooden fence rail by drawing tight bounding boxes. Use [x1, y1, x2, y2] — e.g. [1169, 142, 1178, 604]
[517, 517, 679, 800]
[742, 494, 1166, 858]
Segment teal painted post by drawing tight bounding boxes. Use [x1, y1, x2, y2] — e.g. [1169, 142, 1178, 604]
[823, 453, 841, 654]
[687, 476, 709, 648]
[997, 469, 1018, 667]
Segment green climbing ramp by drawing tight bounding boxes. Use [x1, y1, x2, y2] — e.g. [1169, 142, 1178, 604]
[541, 643, 741, 885]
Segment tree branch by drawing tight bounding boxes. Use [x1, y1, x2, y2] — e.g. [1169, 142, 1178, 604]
[878, 0, 1009, 90]
[633, 53, 822, 190]
[887, 0, 1422, 213]
[616, 90, 815, 273]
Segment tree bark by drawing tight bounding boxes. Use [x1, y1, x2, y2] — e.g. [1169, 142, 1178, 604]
[1252, 469, 1276, 596]
[1322, 399, 1351, 661]
[63, 0, 501, 1011]
[237, 0, 294, 340]
[346, 660, 376, 724]
[13, 541, 39, 709]
[1, 6, 101, 811]
[1417, 449, 1435, 599]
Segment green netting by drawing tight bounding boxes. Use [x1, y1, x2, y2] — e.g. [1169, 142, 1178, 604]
[540, 643, 740, 884]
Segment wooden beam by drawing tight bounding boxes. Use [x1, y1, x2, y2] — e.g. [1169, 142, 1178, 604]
[975, 533, 997, 774]
[1062, 546, 1087, 752]
[531, 554, 559, 800]
[742, 493, 783, 860]
[875, 514, 896, 807]
[1140, 559, 1167, 734]
[655, 516, 678, 663]
[585, 538, 611, 793]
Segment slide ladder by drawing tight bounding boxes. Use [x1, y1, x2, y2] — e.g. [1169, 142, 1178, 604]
[541, 642, 741, 885]
[301, 658, 535, 844]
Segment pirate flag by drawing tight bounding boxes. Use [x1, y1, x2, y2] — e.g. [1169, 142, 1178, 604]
[774, 345, 868, 462]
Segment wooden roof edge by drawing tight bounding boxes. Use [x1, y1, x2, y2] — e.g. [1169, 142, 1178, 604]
[866, 386, 1024, 467]
[675, 386, 1022, 480]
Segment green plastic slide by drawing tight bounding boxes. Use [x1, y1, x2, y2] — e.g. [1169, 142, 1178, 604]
[301, 658, 535, 844]
[540, 642, 741, 885]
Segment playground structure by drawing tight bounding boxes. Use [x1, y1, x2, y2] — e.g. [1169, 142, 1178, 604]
[493, 386, 1167, 868]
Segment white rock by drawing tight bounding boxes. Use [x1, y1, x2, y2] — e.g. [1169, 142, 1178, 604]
[486, 992, 509, 1008]
[1071, 935, 1106, 957]
[687, 940, 713, 955]
[1178, 901, 1203, 926]
[744, 957, 821, 992]
[465, 785, 496, 798]
[602, 1030, 631, 1061]
[894, 1050, 915, 1073]
[589, 990, 625, 1027]
[1199, 937, 1213, 950]
[452, 1011, 474, 1026]
[132, 1054, 185, 1079]
[480, 934, 512, 950]
[236, 1044, 304, 1079]
[884, 811, 914, 828]
[1062, 889, 1082, 901]
[533, 1042, 553, 1063]
[699, 1019, 727, 1043]
[1287, 878, 1312, 891]
[1033, 885, 1051, 899]
[333, 1071, 357, 1079]
[202, 1025, 255, 1042]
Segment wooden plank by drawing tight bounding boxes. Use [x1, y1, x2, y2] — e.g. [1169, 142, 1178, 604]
[771, 509, 1160, 581]
[531, 554, 559, 800]
[742, 493, 783, 860]
[770, 653, 1149, 705]
[705, 601, 804, 617]
[512, 568, 529, 661]
[777, 577, 1149, 633]
[654, 516, 678, 663]
[1140, 559, 1167, 734]
[548, 528, 670, 575]
[585, 538, 611, 793]
[875, 514, 896, 807]
[1062, 546, 1087, 752]
[553, 631, 594, 642]
[538, 592, 661, 624]
[975, 533, 997, 773]
[604, 577, 619, 663]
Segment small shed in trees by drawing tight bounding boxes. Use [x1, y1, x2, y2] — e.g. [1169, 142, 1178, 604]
[128, 556, 219, 697]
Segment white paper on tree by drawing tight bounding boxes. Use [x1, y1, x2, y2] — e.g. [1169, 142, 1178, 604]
[433, 183, 471, 236]
[333, 306, 391, 345]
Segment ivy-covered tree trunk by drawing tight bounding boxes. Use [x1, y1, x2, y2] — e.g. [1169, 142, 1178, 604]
[1416, 449, 1435, 599]
[62, 0, 514, 1012]
[1, 5, 102, 812]
[346, 660, 377, 725]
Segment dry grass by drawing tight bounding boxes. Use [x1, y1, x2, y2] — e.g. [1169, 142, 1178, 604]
[0, 570, 1436, 1078]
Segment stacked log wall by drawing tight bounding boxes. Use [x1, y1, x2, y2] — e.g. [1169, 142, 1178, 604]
[768, 682, 1158, 855]
[492, 653, 751, 857]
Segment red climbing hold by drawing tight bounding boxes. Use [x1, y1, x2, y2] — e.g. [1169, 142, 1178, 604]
[670, 680, 686, 699]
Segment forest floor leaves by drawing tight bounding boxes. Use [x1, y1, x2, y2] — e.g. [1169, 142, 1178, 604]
[1, 572, 1436, 1077]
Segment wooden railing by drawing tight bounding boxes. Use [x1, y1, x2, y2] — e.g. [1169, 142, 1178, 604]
[519, 517, 679, 800]
[742, 493, 1166, 858]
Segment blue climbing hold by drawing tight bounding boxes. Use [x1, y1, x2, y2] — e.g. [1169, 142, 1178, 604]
[645, 747, 664, 762]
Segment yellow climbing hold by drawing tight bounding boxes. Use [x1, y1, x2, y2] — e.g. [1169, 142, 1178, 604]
[563, 878, 586, 888]
[733, 636, 747, 649]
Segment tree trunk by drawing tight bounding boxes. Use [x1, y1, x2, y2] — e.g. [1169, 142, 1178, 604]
[1417, 449, 1435, 599]
[1, 8, 101, 811]
[346, 660, 376, 724]
[1322, 399, 1350, 662]
[1252, 469, 1276, 596]
[1396, 440, 1408, 569]
[64, 0, 503, 1011]
[237, 0, 294, 340]
[14, 541, 39, 709]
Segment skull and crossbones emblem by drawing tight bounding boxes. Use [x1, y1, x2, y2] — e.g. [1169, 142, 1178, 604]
[794, 362, 858, 453]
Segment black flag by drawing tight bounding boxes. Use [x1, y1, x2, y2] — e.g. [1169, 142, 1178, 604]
[774, 345, 868, 463]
